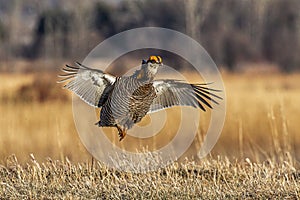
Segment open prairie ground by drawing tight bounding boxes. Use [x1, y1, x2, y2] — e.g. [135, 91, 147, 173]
[0, 71, 299, 198]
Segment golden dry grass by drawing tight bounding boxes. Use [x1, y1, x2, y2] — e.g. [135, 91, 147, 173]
[1, 72, 299, 162]
[0, 71, 299, 198]
[0, 154, 299, 199]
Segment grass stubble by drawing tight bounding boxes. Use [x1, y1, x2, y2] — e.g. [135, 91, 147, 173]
[0, 72, 299, 198]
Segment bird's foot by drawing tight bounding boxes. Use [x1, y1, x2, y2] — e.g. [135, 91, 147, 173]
[118, 131, 126, 141]
[116, 125, 126, 141]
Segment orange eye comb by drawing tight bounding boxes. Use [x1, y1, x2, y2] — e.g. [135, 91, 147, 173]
[148, 56, 162, 64]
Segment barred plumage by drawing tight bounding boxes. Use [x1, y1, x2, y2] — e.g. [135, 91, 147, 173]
[58, 56, 222, 141]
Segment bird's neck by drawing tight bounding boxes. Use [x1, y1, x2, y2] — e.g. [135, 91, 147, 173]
[132, 68, 154, 82]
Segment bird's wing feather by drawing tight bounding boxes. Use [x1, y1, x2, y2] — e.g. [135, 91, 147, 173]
[148, 80, 222, 113]
[58, 62, 116, 107]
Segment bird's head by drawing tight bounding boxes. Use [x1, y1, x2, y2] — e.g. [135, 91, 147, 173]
[141, 55, 163, 76]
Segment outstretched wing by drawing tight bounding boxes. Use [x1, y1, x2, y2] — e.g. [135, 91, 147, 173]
[58, 62, 116, 107]
[149, 80, 222, 113]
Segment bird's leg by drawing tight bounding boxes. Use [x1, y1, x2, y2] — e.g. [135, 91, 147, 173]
[115, 125, 126, 141]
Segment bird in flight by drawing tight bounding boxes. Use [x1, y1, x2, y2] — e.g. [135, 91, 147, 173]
[58, 56, 222, 141]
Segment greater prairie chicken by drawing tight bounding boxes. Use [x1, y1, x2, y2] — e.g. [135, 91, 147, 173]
[58, 56, 222, 141]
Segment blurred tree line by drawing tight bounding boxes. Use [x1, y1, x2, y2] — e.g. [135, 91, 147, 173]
[0, 0, 299, 72]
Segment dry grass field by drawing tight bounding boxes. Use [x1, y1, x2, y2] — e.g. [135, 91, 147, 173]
[0, 70, 299, 198]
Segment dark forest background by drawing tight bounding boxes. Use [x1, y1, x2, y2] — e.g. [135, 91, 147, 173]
[0, 0, 299, 72]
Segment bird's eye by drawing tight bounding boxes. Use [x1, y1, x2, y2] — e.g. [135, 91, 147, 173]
[147, 55, 162, 64]
[147, 59, 160, 64]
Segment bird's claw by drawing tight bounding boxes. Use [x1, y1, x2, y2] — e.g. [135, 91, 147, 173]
[116, 125, 126, 141]
[118, 131, 126, 141]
